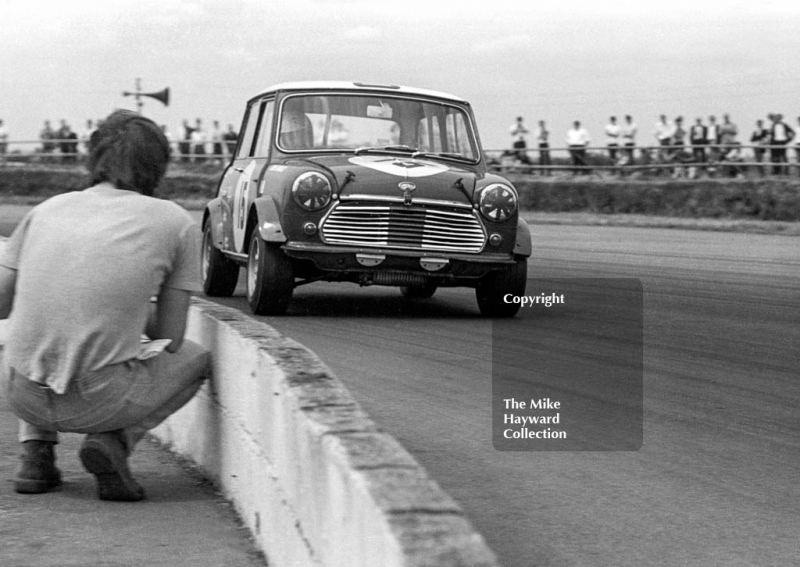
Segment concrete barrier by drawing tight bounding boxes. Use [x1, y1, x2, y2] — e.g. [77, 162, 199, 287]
[152, 298, 499, 567]
[0, 237, 498, 566]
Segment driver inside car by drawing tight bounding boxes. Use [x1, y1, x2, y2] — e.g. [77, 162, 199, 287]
[279, 110, 313, 150]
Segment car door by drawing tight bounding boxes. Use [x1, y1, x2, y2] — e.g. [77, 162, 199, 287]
[217, 97, 275, 254]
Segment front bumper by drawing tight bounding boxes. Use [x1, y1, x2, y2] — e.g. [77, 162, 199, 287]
[282, 242, 516, 279]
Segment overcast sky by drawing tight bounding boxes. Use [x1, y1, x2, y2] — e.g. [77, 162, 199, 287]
[2, 0, 799, 151]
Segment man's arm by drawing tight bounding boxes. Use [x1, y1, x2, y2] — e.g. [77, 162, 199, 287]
[145, 286, 191, 352]
[0, 265, 16, 319]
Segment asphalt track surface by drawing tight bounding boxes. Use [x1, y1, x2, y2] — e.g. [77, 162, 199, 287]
[225, 225, 799, 567]
[3, 207, 798, 566]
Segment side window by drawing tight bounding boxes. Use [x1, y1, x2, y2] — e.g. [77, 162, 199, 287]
[253, 100, 275, 157]
[236, 101, 263, 159]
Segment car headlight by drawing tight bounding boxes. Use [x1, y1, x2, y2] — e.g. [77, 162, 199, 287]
[292, 172, 332, 211]
[478, 183, 517, 222]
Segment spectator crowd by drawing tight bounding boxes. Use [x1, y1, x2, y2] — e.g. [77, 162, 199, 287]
[3, 111, 800, 178]
[0, 117, 239, 166]
[507, 113, 799, 177]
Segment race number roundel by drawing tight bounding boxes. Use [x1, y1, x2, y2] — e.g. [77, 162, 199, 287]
[348, 156, 449, 178]
[233, 160, 257, 252]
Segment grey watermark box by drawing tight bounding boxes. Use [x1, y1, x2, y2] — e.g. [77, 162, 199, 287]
[492, 278, 643, 451]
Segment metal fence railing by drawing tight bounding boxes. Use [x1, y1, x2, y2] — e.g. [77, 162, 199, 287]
[3, 139, 800, 176]
[0, 139, 235, 166]
[484, 143, 800, 177]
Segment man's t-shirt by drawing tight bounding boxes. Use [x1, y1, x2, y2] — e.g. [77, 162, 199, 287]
[771, 122, 794, 144]
[0, 183, 201, 394]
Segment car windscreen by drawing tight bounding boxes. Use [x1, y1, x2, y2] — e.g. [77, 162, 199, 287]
[276, 93, 479, 161]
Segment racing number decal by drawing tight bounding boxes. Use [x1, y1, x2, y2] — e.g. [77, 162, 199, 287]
[233, 160, 257, 252]
[237, 184, 248, 231]
[348, 156, 449, 178]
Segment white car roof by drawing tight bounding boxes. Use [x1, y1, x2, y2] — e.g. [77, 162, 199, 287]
[253, 81, 468, 104]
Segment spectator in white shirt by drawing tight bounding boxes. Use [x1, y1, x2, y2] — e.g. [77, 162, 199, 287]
[191, 118, 207, 162]
[605, 116, 621, 164]
[566, 120, 591, 173]
[211, 120, 224, 165]
[621, 115, 637, 164]
[792, 116, 800, 175]
[654, 115, 674, 160]
[769, 113, 794, 175]
[706, 115, 720, 162]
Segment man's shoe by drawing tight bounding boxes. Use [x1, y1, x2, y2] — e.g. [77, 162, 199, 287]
[14, 440, 63, 494]
[79, 431, 145, 502]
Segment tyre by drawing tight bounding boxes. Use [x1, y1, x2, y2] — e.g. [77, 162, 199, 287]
[475, 258, 528, 317]
[202, 223, 239, 297]
[246, 232, 294, 315]
[400, 282, 438, 299]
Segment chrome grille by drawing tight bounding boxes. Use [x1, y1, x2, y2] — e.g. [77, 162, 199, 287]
[321, 202, 486, 253]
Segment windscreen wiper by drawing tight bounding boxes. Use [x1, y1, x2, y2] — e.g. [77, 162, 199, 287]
[353, 145, 417, 156]
[411, 151, 474, 163]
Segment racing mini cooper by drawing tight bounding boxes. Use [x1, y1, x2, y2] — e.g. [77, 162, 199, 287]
[201, 81, 531, 316]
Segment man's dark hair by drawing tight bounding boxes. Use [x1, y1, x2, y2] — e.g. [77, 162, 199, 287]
[88, 110, 171, 196]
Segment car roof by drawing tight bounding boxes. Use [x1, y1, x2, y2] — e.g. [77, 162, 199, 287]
[252, 81, 468, 104]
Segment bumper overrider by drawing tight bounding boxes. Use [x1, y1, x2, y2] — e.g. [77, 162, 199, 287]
[282, 242, 516, 281]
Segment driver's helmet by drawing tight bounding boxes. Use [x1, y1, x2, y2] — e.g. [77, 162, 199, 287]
[280, 109, 312, 150]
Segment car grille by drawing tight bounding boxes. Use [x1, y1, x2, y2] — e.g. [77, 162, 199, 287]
[320, 202, 486, 253]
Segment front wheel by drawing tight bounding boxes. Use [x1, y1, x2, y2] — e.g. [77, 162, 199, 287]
[202, 223, 239, 297]
[475, 258, 528, 317]
[246, 233, 294, 315]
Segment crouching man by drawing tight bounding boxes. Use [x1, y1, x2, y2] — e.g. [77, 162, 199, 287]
[0, 110, 210, 502]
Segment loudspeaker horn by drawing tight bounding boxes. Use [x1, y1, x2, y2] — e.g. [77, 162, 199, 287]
[141, 87, 170, 107]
